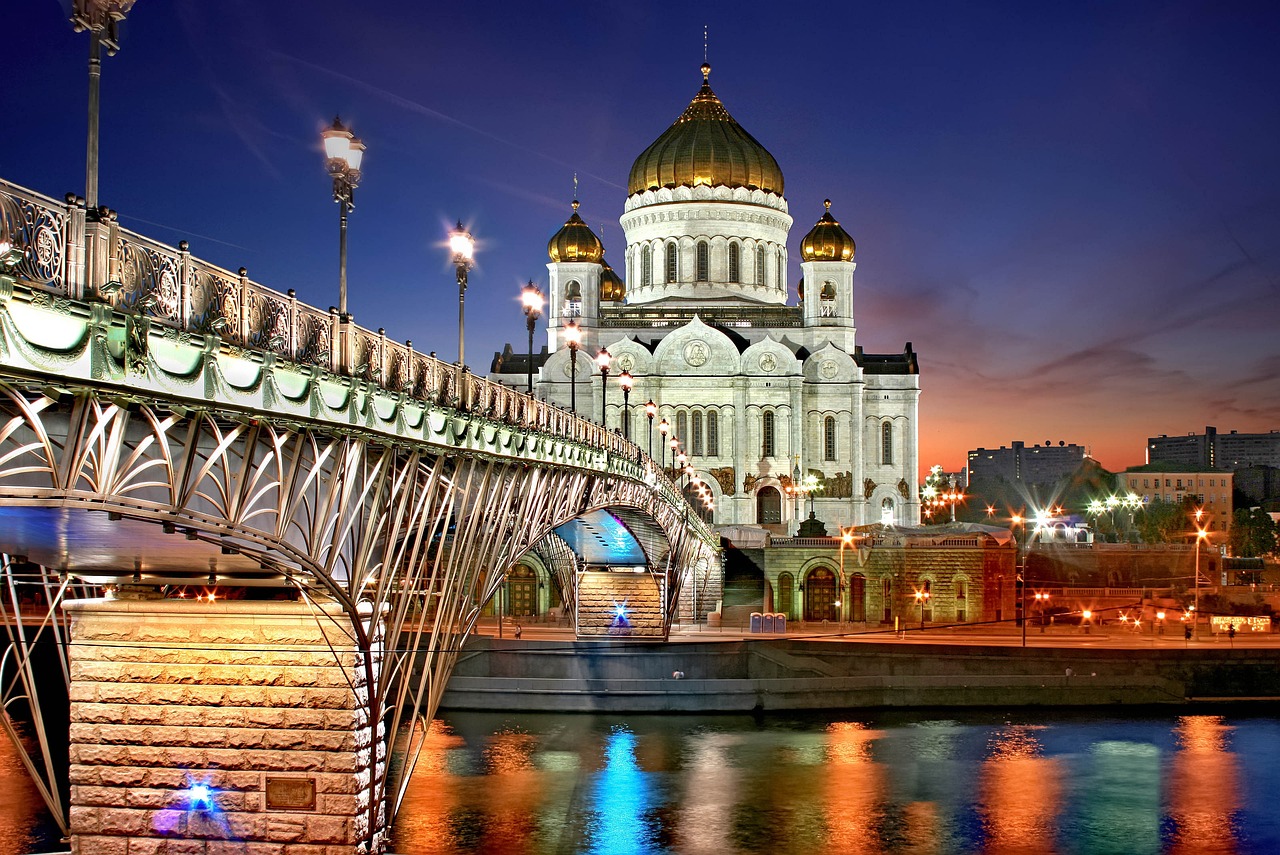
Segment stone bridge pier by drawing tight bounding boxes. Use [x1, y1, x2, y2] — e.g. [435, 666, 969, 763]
[66, 597, 385, 855]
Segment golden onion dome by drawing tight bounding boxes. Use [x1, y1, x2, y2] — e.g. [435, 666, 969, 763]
[628, 64, 784, 197]
[599, 260, 625, 302]
[800, 200, 856, 262]
[547, 200, 605, 263]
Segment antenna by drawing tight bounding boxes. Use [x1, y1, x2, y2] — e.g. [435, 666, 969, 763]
[573, 172, 579, 201]
[703, 25, 708, 63]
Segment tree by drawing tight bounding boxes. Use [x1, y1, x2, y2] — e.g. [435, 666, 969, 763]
[1136, 496, 1199, 544]
[1228, 507, 1278, 558]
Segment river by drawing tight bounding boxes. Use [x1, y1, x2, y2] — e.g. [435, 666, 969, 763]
[5, 710, 1279, 854]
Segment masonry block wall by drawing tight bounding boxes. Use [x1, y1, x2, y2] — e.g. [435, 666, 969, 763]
[65, 597, 384, 855]
[757, 540, 1015, 624]
[576, 572, 664, 637]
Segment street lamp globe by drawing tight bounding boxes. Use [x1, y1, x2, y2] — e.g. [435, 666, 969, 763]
[520, 281, 544, 395]
[449, 221, 475, 366]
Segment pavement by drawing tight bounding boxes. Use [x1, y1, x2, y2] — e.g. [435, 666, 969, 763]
[475, 618, 1279, 649]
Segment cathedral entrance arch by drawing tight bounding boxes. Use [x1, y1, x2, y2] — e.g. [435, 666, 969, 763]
[804, 567, 838, 622]
[756, 486, 782, 525]
[683, 482, 714, 524]
[508, 565, 537, 617]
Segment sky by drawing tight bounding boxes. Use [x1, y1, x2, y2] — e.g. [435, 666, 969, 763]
[4, 1, 1279, 480]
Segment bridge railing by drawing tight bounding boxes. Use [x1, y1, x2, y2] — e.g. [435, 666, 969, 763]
[0, 177, 675, 505]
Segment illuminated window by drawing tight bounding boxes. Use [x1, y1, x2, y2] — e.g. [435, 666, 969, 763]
[665, 242, 678, 283]
[728, 242, 740, 283]
[756, 246, 766, 285]
[696, 241, 709, 282]
[762, 411, 775, 458]
[881, 421, 893, 465]
[706, 411, 719, 457]
[641, 245, 652, 287]
[824, 415, 836, 461]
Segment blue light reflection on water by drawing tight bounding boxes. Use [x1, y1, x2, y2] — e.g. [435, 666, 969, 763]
[389, 711, 1280, 855]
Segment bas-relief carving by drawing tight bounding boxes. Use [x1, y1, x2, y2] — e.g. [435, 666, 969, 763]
[864, 478, 877, 499]
[710, 467, 735, 496]
[743, 472, 790, 495]
[897, 478, 911, 499]
[825, 470, 852, 499]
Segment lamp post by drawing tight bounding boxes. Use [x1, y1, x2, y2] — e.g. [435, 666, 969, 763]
[521, 281, 544, 395]
[1193, 516, 1208, 642]
[838, 527, 854, 623]
[449, 222, 475, 365]
[72, 0, 137, 213]
[658, 418, 670, 468]
[645, 401, 657, 458]
[321, 117, 366, 320]
[563, 322, 581, 412]
[619, 372, 633, 439]
[669, 437, 679, 475]
[914, 588, 930, 630]
[596, 349, 611, 426]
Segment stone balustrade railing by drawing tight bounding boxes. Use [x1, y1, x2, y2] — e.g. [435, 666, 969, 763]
[0, 177, 708, 532]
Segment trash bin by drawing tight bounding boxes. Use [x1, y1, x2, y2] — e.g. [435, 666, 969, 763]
[707, 611, 722, 628]
[749, 612, 762, 633]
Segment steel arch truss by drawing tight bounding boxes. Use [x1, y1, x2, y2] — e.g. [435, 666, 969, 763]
[0, 382, 718, 843]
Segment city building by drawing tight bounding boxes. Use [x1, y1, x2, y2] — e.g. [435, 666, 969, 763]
[1147, 426, 1280, 470]
[1120, 465, 1234, 532]
[491, 64, 922, 531]
[966, 440, 1087, 487]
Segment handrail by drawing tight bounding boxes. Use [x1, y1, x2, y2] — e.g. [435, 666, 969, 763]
[0, 176, 715, 545]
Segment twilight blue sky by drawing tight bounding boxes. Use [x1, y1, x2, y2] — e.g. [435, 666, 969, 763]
[5, 1, 1279, 477]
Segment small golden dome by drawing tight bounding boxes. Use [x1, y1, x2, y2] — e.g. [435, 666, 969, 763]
[599, 259, 625, 302]
[547, 200, 605, 263]
[628, 64, 784, 196]
[800, 200, 855, 262]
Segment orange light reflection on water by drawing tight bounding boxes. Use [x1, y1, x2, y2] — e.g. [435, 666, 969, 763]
[823, 721, 887, 853]
[979, 724, 1061, 855]
[1168, 715, 1240, 855]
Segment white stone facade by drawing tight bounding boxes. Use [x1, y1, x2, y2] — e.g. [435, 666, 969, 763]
[490, 72, 922, 532]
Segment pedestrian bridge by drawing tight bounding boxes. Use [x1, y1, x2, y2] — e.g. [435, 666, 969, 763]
[0, 177, 718, 850]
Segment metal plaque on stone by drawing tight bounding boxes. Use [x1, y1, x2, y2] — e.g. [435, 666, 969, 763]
[265, 776, 317, 811]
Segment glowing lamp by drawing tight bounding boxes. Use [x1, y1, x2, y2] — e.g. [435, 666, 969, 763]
[185, 783, 213, 810]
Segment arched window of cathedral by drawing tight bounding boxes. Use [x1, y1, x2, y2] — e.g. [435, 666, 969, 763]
[881, 496, 895, 527]
[665, 242, 678, 283]
[728, 242, 740, 283]
[777, 572, 794, 618]
[696, 241, 709, 282]
[820, 281, 836, 317]
[691, 412, 703, 456]
[706, 411, 719, 457]
[776, 253, 783, 290]
[563, 280, 582, 318]
[881, 421, 893, 465]
[676, 411, 688, 447]
[641, 245, 652, 287]
[756, 245, 766, 285]
[824, 416, 837, 461]
[762, 410, 775, 458]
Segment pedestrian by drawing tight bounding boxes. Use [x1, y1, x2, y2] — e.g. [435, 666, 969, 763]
[1228, 623, 1236, 641]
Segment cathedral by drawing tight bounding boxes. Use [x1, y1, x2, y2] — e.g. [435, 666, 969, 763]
[490, 64, 922, 532]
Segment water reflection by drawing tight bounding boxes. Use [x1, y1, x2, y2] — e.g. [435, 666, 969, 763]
[366, 712, 1266, 855]
[1168, 716, 1239, 854]
[980, 724, 1061, 854]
